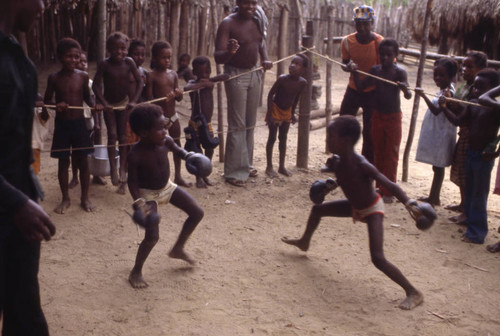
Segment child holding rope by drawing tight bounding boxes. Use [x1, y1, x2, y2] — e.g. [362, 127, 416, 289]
[414, 58, 458, 206]
[92, 32, 144, 194]
[282, 115, 424, 310]
[440, 70, 500, 245]
[146, 41, 190, 187]
[44, 38, 97, 214]
[352, 38, 411, 203]
[184, 56, 228, 188]
[265, 54, 308, 178]
[127, 103, 206, 288]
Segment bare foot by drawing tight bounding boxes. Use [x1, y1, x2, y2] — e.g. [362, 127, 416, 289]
[281, 237, 309, 251]
[168, 248, 195, 265]
[399, 290, 424, 310]
[449, 213, 466, 226]
[486, 241, 500, 253]
[116, 182, 127, 195]
[54, 199, 71, 214]
[69, 177, 79, 189]
[203, 177, 214, 186]
[92, 175, 107, 185]
[278, 167, 292, 176]
[129, 270, 148, 289]
[174, 177, 192, 188]
[111, 170, 120, 186]
[265, 167, 279, 178]
[196, 177, 207, 188]
[81, 199, 96, 212]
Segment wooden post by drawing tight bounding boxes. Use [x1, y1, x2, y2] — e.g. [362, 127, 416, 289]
[210, 0, 225, 162]
[179, 0, 190, 56]
[169, 0, 181, 69]
[96, 0, 106, 62]
[325, 4, 334, 153]
[277, 3, 290, 78]
[402, 0, 433, 182]
[158, 0, 165, 40]
[296, 21, 314, 169]
[198, 5, 208, 55]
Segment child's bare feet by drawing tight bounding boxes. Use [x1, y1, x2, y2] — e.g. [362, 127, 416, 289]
[174, 177, 192, 188]
[92, 175, 107, 185]
[196, 177, 207, 188]
[398, 290, 424, 310]
[129, 270, 148, 289]
[486, 241, 500, 253]
[168, 248, 195, 265]
[265, 167, 279, 178]
[54, 199, 71, 214]
[69, 177, 79, 189]
[281, 237, 309, 251]
[111, 170, 120, 186]
[203, 177, 214, 186]
[81, 199, 96, 212]
[116, 182, 127, 195]
[278, 166, 292, 176]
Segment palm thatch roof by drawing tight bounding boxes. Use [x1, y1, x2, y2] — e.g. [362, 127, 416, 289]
[407, 0, 500, 44]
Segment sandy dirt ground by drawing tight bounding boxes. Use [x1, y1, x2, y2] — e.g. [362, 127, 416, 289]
[33, 58, 500, 336]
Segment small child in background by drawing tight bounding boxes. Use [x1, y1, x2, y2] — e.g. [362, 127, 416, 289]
[184, 56, 228, 188]
[282, 116, 424, 310]
[44, 38, 96, 214]
[414, 58, 458, 206]
[32, 93, 50, 175]
[265, 54, 307, 178]
[352, 39, 412, 203]
[92, 31, 144, 194]
[146, 41, 190, 187]
[127, 103, 204, 288]
[177, 53, 195, 82]
[128, 39, 148, 101]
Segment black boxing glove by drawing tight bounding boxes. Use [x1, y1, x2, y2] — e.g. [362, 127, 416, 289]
[195, 114, 219, 150]
[405, 199, 437, 231]
[184, 126, 202, 153]
[185, 152, 212, 178]
[309, 178, 338, 204]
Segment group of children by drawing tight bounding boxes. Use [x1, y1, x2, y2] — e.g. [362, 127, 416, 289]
[38, 28, 500, 310]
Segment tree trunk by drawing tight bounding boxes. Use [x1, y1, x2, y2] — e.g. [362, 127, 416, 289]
[178, 0, 190, 58]
[96, 0, 106, 62]
[158, 0, 165, 41]
[198, 5, 208, 55]
[169, 0, 181, 69]
[277, 3, 290, 78]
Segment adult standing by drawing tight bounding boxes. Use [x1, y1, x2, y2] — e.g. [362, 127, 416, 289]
[0, 1, 56, 335]
[341, 5, 383, 164]
[214, 0, 272, 187]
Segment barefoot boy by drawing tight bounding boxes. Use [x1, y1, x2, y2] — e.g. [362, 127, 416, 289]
[184, 56, 228, 188]
[44, 38, 97, 214]
[146, 41, 191, 187]
[92, 32, 143, 194]
[265, 54, 307, 178]
[127, 103, 204, 288]
[352, 38, 412, 203]
[282, 115, 424, 310]
[440, 69, 500, 244]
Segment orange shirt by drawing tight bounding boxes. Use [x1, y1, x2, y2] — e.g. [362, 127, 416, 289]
[341, 32, 383, 92]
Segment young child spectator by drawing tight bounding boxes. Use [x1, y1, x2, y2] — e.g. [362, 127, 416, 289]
[146, 41, 190, 187]
[184, 56, 228, 188]
[127, 103, 205, 288]
[32, 94, 49, 175]
[265, 54, 307, 178]
[70, 51, 107, 188]
[414, 58, 458, 206]
[440, 69, 500, 244]
[446, 51, 487, 223]
[352, 39, 412, 203]
[177, 53, 195, 82]
[92, 32, 144, 194]
[340, 5, 384, 164]
[44, 38, 97, 214]
[282, 115, 424, 310]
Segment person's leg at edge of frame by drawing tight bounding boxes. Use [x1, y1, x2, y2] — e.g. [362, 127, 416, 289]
[245, 70, 262, 174]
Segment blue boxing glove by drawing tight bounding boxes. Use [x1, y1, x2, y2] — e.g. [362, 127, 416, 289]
[185, 152, 212, 178]
[309, 178, 338, 204]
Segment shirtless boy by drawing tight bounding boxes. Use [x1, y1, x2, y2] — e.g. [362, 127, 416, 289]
[92, 32, 143, 194]
[146, 41, 190, 187]
[265, 54, 307, 178]
[282, 116, 424, 310]
[127, 103, 204, 288]
[44, 38, 96, 214]
[440, 69, 500, 244]
[352, 38, 412, 203]
[184, 56, 229, 188]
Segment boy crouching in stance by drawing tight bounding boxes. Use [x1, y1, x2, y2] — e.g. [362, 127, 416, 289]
[282, 115, 424, 310]
[127, 103, 204, 288]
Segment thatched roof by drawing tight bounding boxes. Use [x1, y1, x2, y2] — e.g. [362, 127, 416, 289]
[407, 0, 500, 42]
